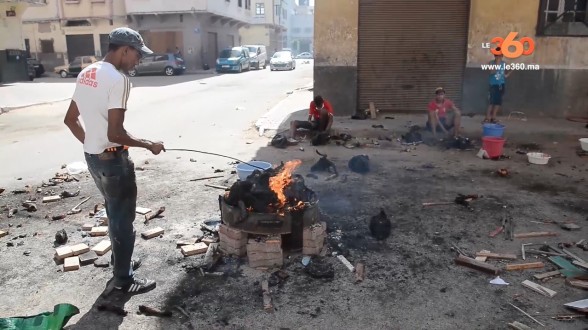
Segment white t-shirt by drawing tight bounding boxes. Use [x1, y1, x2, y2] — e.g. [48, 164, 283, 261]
[72, 61, 131, 154]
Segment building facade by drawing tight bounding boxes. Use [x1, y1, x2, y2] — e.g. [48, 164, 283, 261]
[288, 0, 312, 55]
[315, 0, 588, 118]
[240, 0, 289, 54]
[0, 0, 47, 83]
[125, 0, 251, 71]
[22, 0, 128, 72]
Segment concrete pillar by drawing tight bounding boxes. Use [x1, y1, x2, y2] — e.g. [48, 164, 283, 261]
[313, 0, 358, 116]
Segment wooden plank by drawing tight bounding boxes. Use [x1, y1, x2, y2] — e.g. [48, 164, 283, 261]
[42, 195, 61, 203]
[567, 279, 588, 290]
[355, 262, 366, 283]
[526, 249, 568, 257]
[369, 101, 377, 119]
[475, 249, 490, 262]
[141, 227, 164, 239]
[476, 251, 517, 260]
[533, 270, 561, 280]
[521, 280, 557, 297]
[455, 254, 500, 275]
[181, 242, 208, 257]
[562, 248, 587, 264]
[573, 260, 588, 270]
[337, 255, 355, 272]
[561, 223, 581, 231]
[514, 231, 558, 238]
[63, 257, 80, 272]
[505, 262, 544, 271]
[91, 240, 111, 256]
[549, 256, 582, 272]
[204, 184, 229, 190]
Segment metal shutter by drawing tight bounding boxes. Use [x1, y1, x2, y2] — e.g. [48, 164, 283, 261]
[358, 0, 469, 112]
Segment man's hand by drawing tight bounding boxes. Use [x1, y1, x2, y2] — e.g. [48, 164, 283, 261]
[148, 141, 166, 155]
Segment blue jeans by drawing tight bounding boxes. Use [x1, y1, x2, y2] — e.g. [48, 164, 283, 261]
[85, 150, 137, 285]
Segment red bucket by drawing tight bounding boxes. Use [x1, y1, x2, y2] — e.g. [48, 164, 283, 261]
[482, 137, 506, 158]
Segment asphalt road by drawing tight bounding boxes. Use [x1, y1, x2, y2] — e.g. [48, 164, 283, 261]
[0, 61, 313, 188]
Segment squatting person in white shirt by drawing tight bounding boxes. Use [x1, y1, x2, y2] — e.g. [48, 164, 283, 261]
[63, 27, 165, 295]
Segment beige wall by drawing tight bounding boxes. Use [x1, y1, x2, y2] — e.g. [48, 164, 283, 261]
[314, 0, 357, 66]
[0, 3, 27, 50]
[239, 25, 270, 47]
[468, 0, 588, 69]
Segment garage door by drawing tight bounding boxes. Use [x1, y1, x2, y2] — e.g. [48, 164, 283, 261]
[65, 34, 95, 63]
[357, 0, 469, 112]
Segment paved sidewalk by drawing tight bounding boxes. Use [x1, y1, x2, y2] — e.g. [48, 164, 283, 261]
[256, 83, 313, 136]
[0, 80, 75, 112]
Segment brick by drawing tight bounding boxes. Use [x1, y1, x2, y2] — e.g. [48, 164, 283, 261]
[181, 242, 208, 257]
[248, 257, 283, 268]
[0, 230, 8, 238]
[219, 224, 247, 241]
[71, 243, 90, 256]
[81, 224, 94, 231]
[304, 223, 327, 242]
[176, 239, 196, 247]
[248, 251, 283, 261]
[78, 250, 98, 265]
[90, 226, 108, 237]
[55, 246, 74, 260]
[247, 239, 282, 254]
[202, 237, 219, 245]
[302, 246, 322, 256]
[219, 233, 248, 250]
[64, 257, 80, 271]
[91, 240, 111, 256]
[141, 227, 164, 239]
[219, 244, 247, 257]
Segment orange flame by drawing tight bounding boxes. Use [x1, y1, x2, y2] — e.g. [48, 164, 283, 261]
[269, 160, 302, 208]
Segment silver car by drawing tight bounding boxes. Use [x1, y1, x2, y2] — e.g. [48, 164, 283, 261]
[128, 53, 186, 77]
[270, 51, 296, 71]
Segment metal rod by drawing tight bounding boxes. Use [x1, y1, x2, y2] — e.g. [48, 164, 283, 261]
[165, 148, 267, 170]
[509, 303, 545, 327]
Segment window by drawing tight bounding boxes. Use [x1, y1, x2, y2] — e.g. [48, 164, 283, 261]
[275, 4, 280, 16]
[40, 39, 55, 53]
[70, 58, 81, 66]
[246, 0, 251, 9]
[238, 0, 242, 7]
[537, 0, 588, 36]
[256, 3, 265, 15]
[154, 55, 168, 62]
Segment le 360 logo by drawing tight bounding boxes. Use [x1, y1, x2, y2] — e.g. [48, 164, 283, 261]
[481, 32, 535, 59]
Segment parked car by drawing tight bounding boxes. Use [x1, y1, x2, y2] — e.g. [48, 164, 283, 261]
[216, 47, 251, 73]
[270, 51, 296, 71]
[27, 58, 45, 77]
[54, 56, 99, 78]
[295, 52, 313, 59]
[128, 53, 186, 77]
[243, 45, 267, 69]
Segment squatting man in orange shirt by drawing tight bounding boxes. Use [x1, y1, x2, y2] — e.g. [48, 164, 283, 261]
[289, 95, 334, 142]
[426, 87, 462, 139]
[63, 27, 165, 295]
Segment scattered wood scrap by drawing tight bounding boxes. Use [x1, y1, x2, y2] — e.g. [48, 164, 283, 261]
[567, 278, 588, 290]
[562, 248, 587, 264]
[521, 280, 557, 297]
[337, 255, 355, 272]
[144, 207, 165, 223]
[533, 270, 561, 281]
[455, 255, 500, 275]
[262, 280, 272, 312]
[509, 303, 546, 327]
[507, 321, 532, 330]
[355, 262, 365, 283]
[514, 232, 558, 239]
[475, 250, 491, 262]
[506, 262, 544, 271]
[475, 251, 517, 260]
[42, 195, 61, 203]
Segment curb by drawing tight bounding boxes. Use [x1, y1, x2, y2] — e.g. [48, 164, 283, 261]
[0, 98, 71, 114]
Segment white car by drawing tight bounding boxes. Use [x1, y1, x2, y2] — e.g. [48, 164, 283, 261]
[270, 51, 296, 71]
[296, 52, 313, 59]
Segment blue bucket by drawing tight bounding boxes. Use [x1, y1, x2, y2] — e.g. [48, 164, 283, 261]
[483, 123, 505, 137]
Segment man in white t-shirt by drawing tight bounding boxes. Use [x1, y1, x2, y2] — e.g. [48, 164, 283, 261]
[63, 27, 164, 295]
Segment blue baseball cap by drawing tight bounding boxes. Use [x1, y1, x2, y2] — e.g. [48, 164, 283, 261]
[109, 27, 153, 56]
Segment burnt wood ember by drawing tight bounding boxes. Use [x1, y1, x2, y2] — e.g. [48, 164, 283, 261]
[225, 162, 314, 213]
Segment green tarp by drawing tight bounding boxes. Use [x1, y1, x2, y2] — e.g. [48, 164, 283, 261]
[0, 303, 79, 330]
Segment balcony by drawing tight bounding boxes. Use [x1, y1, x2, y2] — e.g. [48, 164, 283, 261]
[0, 0, 47, 5]
[124, 0, 250, 23]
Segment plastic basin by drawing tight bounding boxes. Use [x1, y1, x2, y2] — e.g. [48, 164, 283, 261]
[236, 161, 272, 180]
[527, 152, 551, 165]
[580, 138, 588, 151]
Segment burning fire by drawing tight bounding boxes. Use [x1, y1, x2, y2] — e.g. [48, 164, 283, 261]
[269, 159, 302, 209]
